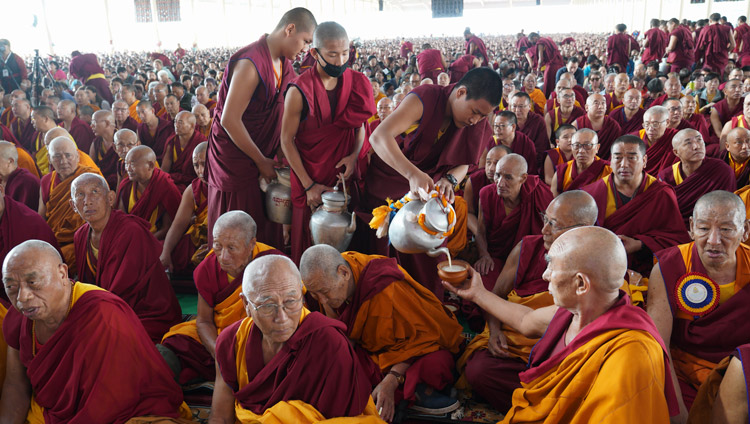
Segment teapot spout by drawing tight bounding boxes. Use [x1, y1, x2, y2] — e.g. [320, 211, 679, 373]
[426, 247, 450, 258]
[347, 211, 357, 234]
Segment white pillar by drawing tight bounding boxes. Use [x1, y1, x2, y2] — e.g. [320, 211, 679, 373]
[150, 0, 162, 49]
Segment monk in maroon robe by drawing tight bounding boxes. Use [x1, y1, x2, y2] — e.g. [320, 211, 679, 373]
[0, 141, 39, 211]
[281, 22, 375, 263]
[112, 100, 139, 132]
[609, 89, 645, 135]
[551, 129, 612, 196]
[695, 14, 735, 74]
[574, 94, 623, 159]
[680, 95, 712, 145]
[465, 146, 509, 237]
[634, 106, 681, 175]
[464, 29, 489, 66]
[449, 54, 479, 84]
[112, 128, 140, 187]
[62, 112, 95, 155]
[543, 125, 575, 185]
[89, 110, 119, 189]
[643, 20, 668, 64]
[1, 240, 187, 423]
[607, 24, 639, 71]
[526, 33, 565, 97]
[206, 10, 316, 250]
[162, 111, 206, 191]
[722, 127, 750, 187]
[666, 19, 696, 72]
[69, 52, 114, 103]
[711, 79, 744, 139]
[72, 173, 181, 342]
[489, 112, 538, 175]
[416, 44, 447, 81]
[583, 136, 689, 275]
[137, 100, 175, 159]
[545, 88, 585, 141]
[9, 99, 35, 152]
[510, 92, 549, 168]
[658, 129, 736, 228]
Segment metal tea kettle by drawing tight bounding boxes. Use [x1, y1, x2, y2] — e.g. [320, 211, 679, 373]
[387, 190, 456, 257]
[262, 167, 292, 225]
[309, 174, 356, 252]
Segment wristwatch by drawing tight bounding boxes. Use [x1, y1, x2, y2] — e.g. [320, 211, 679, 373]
[387, 370, 405, 385]
[444, 173, 458, 187]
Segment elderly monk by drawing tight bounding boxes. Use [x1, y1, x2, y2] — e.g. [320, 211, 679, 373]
[722, 127, 750, 187]
[658, 129, 736, 228]
[193, 103, 212, 138]
[195, 86, 216, 115]
[636, 106, 681, 175]
[160, 210, 283, 384]
[152, 83, 168, 118]
[489, 111, 538, 175]
[207, 9, 315, 251]
[604, 73, 630, 112]
[71, 173, 181, 342]
[40, 127, 101, 178]
[162, 110, 207, 192]
[280, 22, 374, 262]
[720, 94, 750, 142]
[464, 146, 510, 236]
[300, 244, 463, 421]
[9, 99, 36, 152]
[39, 136, 100, 267]
[551, 129, 611, 196]
[475, 154, 552, 292]
[27, 106, 59, 164]
[137, 100, 175, 160]
[681, 95, 711, 142]
[0, 240, 190, 423]
[648, 191, 750, 419]
[120, 84, 142, 123]
[56, 99, 94, 154]
[211, 254, 382, 423]
[112, 99, 138, 131]
[582, 136, 690, 274]
[545, 88, 585, 140]
[360, 97, 394, 177]
[509, 92, 549, 167]
[459, 190, 601, 412]
[0, 89, 24, 127]
[711, 79, 744, 139]
[609, 88, 645, 135]
[113, 128, 140, 186]
[544, 79, 580, 113]
[574, 93, 623, 159]
[521, 73, 547, 113]
[160, 141, 210, 272]
[117, 146, 181, 240]
[0, 141, 39, 212]
[651, 76, 685, 107]
[448, 226, 678, 422]
[665, 98, 711, 146]
[89, 110, 119, 189]
[543, 124, 575, 185]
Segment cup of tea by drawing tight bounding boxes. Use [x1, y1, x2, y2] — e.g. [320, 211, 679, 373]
[437, 260, 470, 286]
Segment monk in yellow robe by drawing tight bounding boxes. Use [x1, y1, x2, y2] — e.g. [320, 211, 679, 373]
[41, 127, 101, 177]
[38, 136, 101, 267]
[300, 245, 464, 422]
[447, 226, 679, 423]
[550, 129, 611, 197]
[210, 252, 383, 423]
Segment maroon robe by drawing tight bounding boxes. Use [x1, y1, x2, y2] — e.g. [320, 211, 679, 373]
[164, 130, 206, 191]
[657, 158, 736, 227]
[467, 169, 491, 213]
[91, 136, 119, 189]
[488, 131, 538, 175]
[607, 33, 639, 71]
[116, 168, 182, 226]
[582, 174, 690, 274]
[69, 53, 114, 103]
[608, 106, 645, 135]
[605, 92, 623, 112]
[67, 116, 95, 154]
[10, 118, 36, 153]
[643, 28, 669, 64]
[0, 108, 14, 128]
[116, 116, 138, 132]
[288, 67, 375, 262]
[465, 35, 489, 66]
[535, 37, 565, 97]
[73, 210, 182, 342]
[4, 167, 40, 211]
[400, 41, 414, 58]
[684, 114, 713, 149]
[137, 116, 174, 159]
[634, 128, 680, 175]
[574, 115, 623, 160]
[3, 285, 185, 422]
[416, 49, 445, 81]
[215, 312, 372, 418]
[0, 122, 19, 145]
[449, 54, 475, 84]
[555, 158, 610, 193]
[713, 98, 744, 127]
[667, 25, 696, 71]
[696, 24, 732, 73]
[720, 150, 750, 187]
[518, 112, 549, 168]
[206, 35, 293, 248]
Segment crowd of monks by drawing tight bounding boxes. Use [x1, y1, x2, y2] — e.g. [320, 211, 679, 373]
[3, 6, 750, 424]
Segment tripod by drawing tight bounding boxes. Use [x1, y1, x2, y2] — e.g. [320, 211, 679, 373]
[30, 49, 53, 107]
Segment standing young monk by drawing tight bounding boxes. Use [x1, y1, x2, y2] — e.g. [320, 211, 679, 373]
[280, 21, 375, 263]
[205, 8, 316, 247]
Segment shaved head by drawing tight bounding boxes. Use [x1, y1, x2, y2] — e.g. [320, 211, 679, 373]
[693, 191, 746, 227]
[553, 190, 598, 226]
[71, 172, 109, 198]
[4, 240, 62, 274]
[496, 153, 528, 175]
[671, 128, 701, 149]
[274, 7, 317, 33]
[92, 110, 115, 125]
[242, 254, 302, 297]
[644, 105, 668, 121]
[312, 21, 348, 48]
[175, 110, 196, 125]
[299, 244, 347, 284]
[213, 210, 257, 245]
[194, 140, 208, 156]
[44, 127, 73, 147]
[0, 141, 18, 162]
[127, 145, 156, 163]
[48, 136, 77, 155]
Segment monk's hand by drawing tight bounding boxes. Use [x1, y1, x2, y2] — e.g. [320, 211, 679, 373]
[618, 235, 643, 254]
[442, 267, 486, 303]
[335, 152, 358, 180]
[306, 183, 334, 210]
[435, 177, 456, 204]
[372, 376, 398, 422]
[257, 156, 282, 183]
[406, 170, 434, 199]
[487, 319, 510, 358]
[474, 254, 494, 275]
[159, 251, 173, 273]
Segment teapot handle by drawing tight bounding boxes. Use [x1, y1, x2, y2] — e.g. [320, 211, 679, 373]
[338, 173, 348, 209]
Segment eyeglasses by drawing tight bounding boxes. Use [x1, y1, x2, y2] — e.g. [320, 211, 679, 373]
[540, 213, 584, 232]
[643, 120, 667, 129]
[571, 143, 597, 150]
[248, 296, 304, 317]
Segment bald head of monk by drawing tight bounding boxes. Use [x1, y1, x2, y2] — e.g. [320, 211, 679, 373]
[56, 99, 76, 123]
[195, 86, 210, 106]
[3, 240, 72, 323]
[240, 254, 305, 345]
[11, 98, 30, 121]
[124, 145, 156, 185]
[541, 190, 598, 250]
[113, 129, 140, 161]
[272, 7, 317, 59]
[643, 106, 669, 141]
[663, 98, 683, 128]
[614, 73, 629, 96]
[90, 110, 115, 139]
[680, 95, 697, 119]
[0, 140, 18, 180]
[30, 105, 57, 134]
[509, 92, 532, 121]
[691, 191, 750, 271]
[610, 135, 647, 186]
[174, 110, 196, 138]
[112, 100, 129, 125]
[494, 153, 528, 203]
[559, 72, 576, 86]
[153, 83, 167, 103]
[49, 136, 80, 180]
[44, 127, 72, 148]
[671, 128, 705, 166]
[71, 172, 114, 230]
[376, 97, 394, 121]
[193, 141, 207, 182]
[300, 244, 355, 309]
[136, 100, 156, 123]
[724, 79, 744, 101]
[485, 145, 511, 181]
[311, 21, 349, 79]
[571, 128, 600, 167]
[558, 88, 576, 108]
[191, 104, 211, 128]
[213, 210, 258, 278]
[9, 89, 25, 102]
[585, 94, 607, 119]
[622, 89, 641, 114]
[726, 127, 750, 164]
[544, 226, 627, 311]
[554, 79, 572, 95]
[449, 68, 502, 129]
[523, 73, 537, 93]
[437, 72, 450, 87]
[164, 94, 180, 119]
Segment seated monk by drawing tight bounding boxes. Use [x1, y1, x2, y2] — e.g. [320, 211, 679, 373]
[300, 245, 463, 421]
[0, 141, 39, 211]
[582, 136, 690, 275]
[71, 173, 182, 342]
[192, 103, 211, 139]
[722, 127, 750, 187]
[604, 73, 629, 112]
[41, 127, 101, 177]
[573, 93, 623, 159]
[162, 110, 206, 191]
[551, 128, 612, 196]
[464, 145, 510, 237]
[112, 99, 138, 132]
[159, 210, 283, 384]
[545, 88, 585, 141]
[608, 88, 645, 135]
[459, 190, 599, 412]
[544, 78, 583, 112]
[56, 99, 95, 154]
[720, 94, 750, 144]
[137, 100, 175, 160]
[117, 145, 181, 240]
[665, 98, 710, 144]
[658, 129, 736, 228]
[508, 92, 549, 168]
[447, 226, 679, 422]
[648, 191, 750, 419]
[688, 343, 750, 423]
[38, 136, 101, 267]
[711, 79, 744, 140]
[650, 75, 684, 107]
[489, 111, 537, 175]
[522, 72, 546, 112]
[211, 254, 382, 423]
[0, 240, 191, 423]
[475, 154, 552, 292]
[10, 99, 38, 153]
[113, 128, 141, 187]
[160, 141, 210, 272]
[89, 110, 119, 189]
[635, 106, 680, 175]
[543, 124, 575, 185]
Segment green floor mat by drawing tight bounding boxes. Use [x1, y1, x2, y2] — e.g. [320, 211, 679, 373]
[177, 293, 198, 315]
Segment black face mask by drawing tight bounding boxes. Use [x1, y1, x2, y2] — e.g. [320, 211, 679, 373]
[316, 53, 347, 78]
